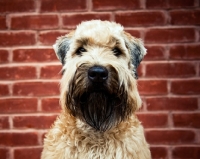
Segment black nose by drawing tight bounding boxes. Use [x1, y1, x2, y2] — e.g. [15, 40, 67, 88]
[88, 66, 108, 83]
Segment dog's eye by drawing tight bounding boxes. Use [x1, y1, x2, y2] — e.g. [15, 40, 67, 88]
[76, 47, 86, 55]
[112, 48, 122, 56]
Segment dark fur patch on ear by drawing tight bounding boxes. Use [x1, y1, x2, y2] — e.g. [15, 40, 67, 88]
[58, 39, 70, 65]
[130, 44, 142, 69]
[123, 32, 146, 78]
[53, 37, 71, 65]
[126, 42, 146, 79]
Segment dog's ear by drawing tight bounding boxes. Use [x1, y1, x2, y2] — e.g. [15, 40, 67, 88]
[53, 32, 74, 65]
[124, 32, 147, 78]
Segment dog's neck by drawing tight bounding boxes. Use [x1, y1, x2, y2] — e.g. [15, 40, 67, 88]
[74, 114, 139, 136]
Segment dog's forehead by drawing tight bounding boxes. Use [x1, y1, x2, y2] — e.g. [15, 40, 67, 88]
[74, 20, 124, 45]
[76, 20, 124, 34]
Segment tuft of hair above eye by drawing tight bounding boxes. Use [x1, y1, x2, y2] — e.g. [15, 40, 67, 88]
[76, 47, 86, 55]
[112, 47, 122, 56]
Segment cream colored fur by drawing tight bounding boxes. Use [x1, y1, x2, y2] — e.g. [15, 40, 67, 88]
[41, 20, 151, 159]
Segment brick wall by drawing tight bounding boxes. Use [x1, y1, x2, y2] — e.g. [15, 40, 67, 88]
[0, 0, 200, 159]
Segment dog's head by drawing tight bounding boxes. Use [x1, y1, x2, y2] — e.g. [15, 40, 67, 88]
[53, 20, 146, 131]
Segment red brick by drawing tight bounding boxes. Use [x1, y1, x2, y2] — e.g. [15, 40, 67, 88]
[169, 45, 200, 60]
[13, 115, 57, 129]
[0, 0, 35, 13]
[199, 65, 200, 76]
[150, 147, 168, 158]
[0, 66, 36, 80]
[170, 10, 200, 25]
[146, 62, 196, 78]
[137, 64, 144, 77]
[41, 98, 61, 112]
[11, 15, 59, 30]
[146, 97, 198, 111]
[0, 148, 9, 159]
[199, 30, 200, 42]
[0, 15, 6, 29]
[0, 98, 37, 113]
[13, 48, 57, 62]
[39, 31, 69, 45]
[0, 116, 9, 129]
[144, 46, 166, 60]
[62, 13, 111, 29]
[172, 146, 200, 158]
[0, 84, 9, 96]
[138, 80, 168, 95]
[173, 113, 200, 128]
[137, 113, 168, 128]
[146, 0, 168, 9]
[0, 50, 9, 63]
[145, 28, 195, 44]
[14, 147, 42, 159]
[169, 0, 195, 8]
[0, 32, 36, 46]
[13, 82, 59, 96]
[124, 29, 141, 38]
[171, 80, 200, 95]
[116, 11, 166, 27]
[146, 130, 195, 144]
[0, 132, 38, 146]
[40, 65, 62, 79]
[93, 0, 140, 10]
[40, 0, 86, 12]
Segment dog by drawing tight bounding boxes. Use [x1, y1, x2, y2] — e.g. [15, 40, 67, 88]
[41, 20, 151, 159]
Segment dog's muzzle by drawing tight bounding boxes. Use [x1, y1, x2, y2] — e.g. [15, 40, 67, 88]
[67, 64, 129, 132]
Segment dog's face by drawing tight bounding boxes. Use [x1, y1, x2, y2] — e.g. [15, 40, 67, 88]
[53, 20, 146, 131]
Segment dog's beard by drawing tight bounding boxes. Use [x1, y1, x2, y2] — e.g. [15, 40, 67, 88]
[66, 65, 131, 132]
[67, 88, 130, 132]
[79, 91, 128, 131]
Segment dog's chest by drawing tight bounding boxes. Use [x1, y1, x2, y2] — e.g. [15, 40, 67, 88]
[65, 132, 133, 159]
[62, 120, 147, 159]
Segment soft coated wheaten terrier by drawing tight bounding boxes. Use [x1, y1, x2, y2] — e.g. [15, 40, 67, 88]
[41, 20, 151, 159]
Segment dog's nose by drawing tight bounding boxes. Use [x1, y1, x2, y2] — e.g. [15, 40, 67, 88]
[88, 66, 108, 83]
